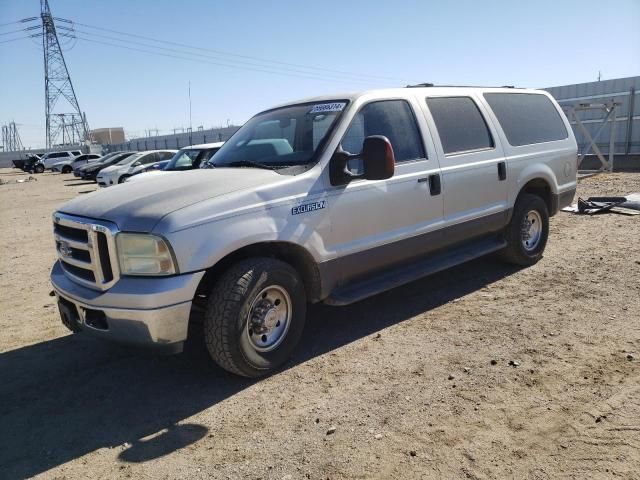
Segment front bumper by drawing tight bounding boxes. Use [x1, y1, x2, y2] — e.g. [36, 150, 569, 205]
[96, 174, 114, 187]
[51, 260, 205, 352]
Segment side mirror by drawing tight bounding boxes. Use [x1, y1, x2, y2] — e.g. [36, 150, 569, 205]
[132, 161, 141, 167]
[330, 135, 395, 186]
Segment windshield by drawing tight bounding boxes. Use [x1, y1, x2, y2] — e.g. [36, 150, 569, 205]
[167, 147, 219, 171]
[208, 101, 347, 173]
[92, 152, 115, 162]
[116, 152, 142, 165]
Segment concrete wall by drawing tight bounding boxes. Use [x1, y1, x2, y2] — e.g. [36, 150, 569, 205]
[91, 128, 125, 145]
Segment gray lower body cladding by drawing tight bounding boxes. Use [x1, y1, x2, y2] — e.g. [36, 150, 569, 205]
[551, 188, 577, 216]
[318, 210, 510, 300]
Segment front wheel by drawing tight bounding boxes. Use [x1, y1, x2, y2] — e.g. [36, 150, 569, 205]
[62, 165, 72, 174]
[118, 175, 130, 184]
[203, 257, 307, 377]
[34, 164, 44, 174]
[500, 193, 549, 266]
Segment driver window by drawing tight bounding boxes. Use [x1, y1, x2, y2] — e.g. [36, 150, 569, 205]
[341, 100, 426, 174]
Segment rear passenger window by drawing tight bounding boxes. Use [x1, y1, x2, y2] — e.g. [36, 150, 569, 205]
[427, 97, 494, 155]
[341, 100, 425, 163]
[483, 93, 568, 146]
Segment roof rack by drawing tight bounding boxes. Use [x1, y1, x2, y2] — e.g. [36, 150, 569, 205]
[405, 83, 517, 89]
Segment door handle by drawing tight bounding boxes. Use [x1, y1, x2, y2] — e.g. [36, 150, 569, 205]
[497, 161, 506, 181]
[428, 174, 441, 196]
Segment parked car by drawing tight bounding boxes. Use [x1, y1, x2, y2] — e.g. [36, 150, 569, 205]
[39, 150, 83, 170]
[51, 86, 577, 377]
[75, 152, 136, 181]
[52, 154, 102, 173]
[74, 152, 137, 182]
[96, 150, 176, 186]
[13, 153, 41, 171]
[12, 153, 41, 170]
[126, 142, 223, 183]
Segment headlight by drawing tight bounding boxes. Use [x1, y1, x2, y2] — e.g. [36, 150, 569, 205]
[116, 233, 177, 276]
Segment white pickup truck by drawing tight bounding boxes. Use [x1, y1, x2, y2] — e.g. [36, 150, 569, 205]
[51, 86, 577, 377]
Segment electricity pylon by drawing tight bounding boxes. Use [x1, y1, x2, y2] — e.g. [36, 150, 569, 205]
[41, 0, 91, 149]
[1, 122, 24, 152]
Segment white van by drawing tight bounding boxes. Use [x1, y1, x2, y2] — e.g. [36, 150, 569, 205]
[51, 86, 577, 377]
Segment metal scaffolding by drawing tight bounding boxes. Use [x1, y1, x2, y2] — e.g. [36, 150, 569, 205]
[564, 101, 621, 172]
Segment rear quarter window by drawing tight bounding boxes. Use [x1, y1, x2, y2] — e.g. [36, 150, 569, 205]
[483, 93, 568, 146]
[426, 96, 494, 155]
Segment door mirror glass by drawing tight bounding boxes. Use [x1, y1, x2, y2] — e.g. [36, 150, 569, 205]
[330, 135, 395, 185]
[361, 135, 395, 180]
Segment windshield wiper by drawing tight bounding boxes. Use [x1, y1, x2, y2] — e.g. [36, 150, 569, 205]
[221, 160, 280, 170]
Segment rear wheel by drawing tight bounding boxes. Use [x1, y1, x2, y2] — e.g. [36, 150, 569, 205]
[500, 193, 549, 266]
[203, 257, 307, 377]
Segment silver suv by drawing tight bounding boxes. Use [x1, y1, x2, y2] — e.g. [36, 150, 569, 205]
[51, 86, 577, 377]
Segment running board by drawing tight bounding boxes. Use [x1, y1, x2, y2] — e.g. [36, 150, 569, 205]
[324, 236, 507, 306]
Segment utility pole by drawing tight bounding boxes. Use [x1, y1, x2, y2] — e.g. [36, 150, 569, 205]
[41, 0, 91, 149]
[188, 81, 193, 145]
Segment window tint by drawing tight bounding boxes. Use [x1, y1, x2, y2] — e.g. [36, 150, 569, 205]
[173, 150, 199, 168]
[483, 93, 568, 146]
[341, 100, 425, 164]
[140, 153, 157, 164]
[427, 97, 494, 155]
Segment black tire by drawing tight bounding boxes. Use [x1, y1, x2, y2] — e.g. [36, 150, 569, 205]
[62, 165, 72, 174]
[203, 257, 307, 377]
[500, 193, 549, 266]
[118, 175, 130, 184]
[34, 164, 44, 174]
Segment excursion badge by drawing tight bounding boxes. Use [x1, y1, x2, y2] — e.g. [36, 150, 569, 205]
[291, 200, 327, 215]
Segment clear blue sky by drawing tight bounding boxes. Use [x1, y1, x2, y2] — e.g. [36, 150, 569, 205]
[1, 0, 639, 148]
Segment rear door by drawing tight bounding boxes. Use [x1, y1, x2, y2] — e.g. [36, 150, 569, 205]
[424, 94, 508, 240]
[326, 98, 443, 283]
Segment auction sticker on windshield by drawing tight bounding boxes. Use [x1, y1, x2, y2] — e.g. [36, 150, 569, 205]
[309, 103, 346, 114]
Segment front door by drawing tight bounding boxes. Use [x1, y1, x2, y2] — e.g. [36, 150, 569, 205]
[326, 98, 443, 284]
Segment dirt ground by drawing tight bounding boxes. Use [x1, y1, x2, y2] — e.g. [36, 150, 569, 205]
[1, 168, 639, 480]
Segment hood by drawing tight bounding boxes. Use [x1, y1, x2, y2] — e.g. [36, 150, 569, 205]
[58, 168, 281, 232]
[125, 170, 166, 183]
[98, 164, 120, 174]
[82, 160, 110, 171]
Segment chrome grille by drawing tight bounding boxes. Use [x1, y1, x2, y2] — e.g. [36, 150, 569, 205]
[53, 213, 120, 291]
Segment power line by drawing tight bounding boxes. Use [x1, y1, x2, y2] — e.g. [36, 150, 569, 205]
[0, 28, 27, 36]
[70, 20, 409, 84]
[0, 35, 39, 45]
[58, 32, 379, 85]
[67, 28, 380, 84]
[0, 17, 38, 28]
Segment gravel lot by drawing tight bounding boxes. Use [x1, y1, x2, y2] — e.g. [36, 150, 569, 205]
[1, 168, 639, 479]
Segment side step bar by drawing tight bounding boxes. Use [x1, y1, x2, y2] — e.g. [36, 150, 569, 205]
[324, 236, 507, 306]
